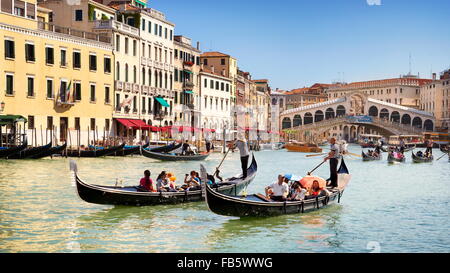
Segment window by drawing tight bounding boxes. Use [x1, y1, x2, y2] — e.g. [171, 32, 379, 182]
[174, 49, 178, 59]
[25, 43, 35, 62]
[164, 28, 167, 39]
[133, 40, 137, 56]
[116, 62, 120, 80]
[203, 59, 208, 65]
[59, 81, 67, 102]
[104, 56, 111, 73]
[142, 19, 145, 30]
[148, 21, 151, 33]
[105, 86, 110, 104]
[154, 24, 158, 35]
[27, 76, 34, 97]
[90, 84, 96, 102]
[90, 118, 95, 131]
[105, 119, 110, 132]
[75, 10, 83, 21]
[46, 79, 53, 98]
[142, 97, 146, 112]
[73, 51, 81, 69]
[28, 116, 35, 129]
[196, 56, 200, 65]
[204, 79, 207, 87]
[226, 84, 229, 92]
[125, 38, 129, 54]
[174, 68, 178, 82]
[89, 54, 97, 71]
[4, 40, 15, 59]
[115, 93, 121, 110]
[170, 30, 173, 41]
[75, 117, 80, 130]
[221, 59, 225, 65]
[47, 116, 53, 130]
[45, 47, 54, 65]
[14, 0, 25, 16]
[221, 82, 224, 91]
[115, 35, 120, 51]
[159, 25, 162, 37]
[74, 82, 81, 101]
[60, 49, 67, 66]
[216, 81, 219, 90]
[210, 80, 214, 88]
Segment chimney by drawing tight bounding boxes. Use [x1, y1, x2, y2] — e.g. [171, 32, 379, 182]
[211, 66, 214, 73]
[432, 73, 436, 80]
[196, 41, 200, 50]
[222, 69, 226, 76]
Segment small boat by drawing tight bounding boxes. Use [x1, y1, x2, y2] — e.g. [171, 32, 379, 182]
[66, 143, 125, 158]
[70, 155, 257, 206]
[285, 142, 322, 153]
[360, 143, 376, 148]
[203, 159, 350, 217]
[381, 145, 415, 153]
[30, 143, 67, 159]
[148, 142, 182, 153]
[0, 140, 28, 159]
[387, 152, 406, 163]
[110, 143, 150, 157]
[141, 148, 210, 161]
[7, 142, 52, 159]
[362, 151, 382, 161]
[412, 151, 433, 163]
[440, 146, 449, 154]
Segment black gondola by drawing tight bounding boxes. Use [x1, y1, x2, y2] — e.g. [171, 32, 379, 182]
[30, 143, 67, 159]
[141, 148, 210, 161]
[362, 151, 382, 161]
[381, 145, 414, 153]
[7, 142, 52, 159]
[70, 155, 257, 206]
[203, 159, 350, 217]
[387, 152, 406, 163]
[149, 143, 182, 153]
[412, 151, 433, 163]
[0, 139, 28, 159]
[440, 146, 449, 154]
[66, 143, 125, 158]
[111, 143, 149, 157]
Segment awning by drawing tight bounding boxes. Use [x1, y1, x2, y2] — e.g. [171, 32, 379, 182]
[184, 90, 193, 94]
[202, 128, 216, 133]
[0, 115, 27, 124]
[183, 70, 193, 74]
[116, 118, 136, 129]
[155, 97, 170, 108]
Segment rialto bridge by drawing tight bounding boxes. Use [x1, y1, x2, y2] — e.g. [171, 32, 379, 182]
[279, 92, 435, 142]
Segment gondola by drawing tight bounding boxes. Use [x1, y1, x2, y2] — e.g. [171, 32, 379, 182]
[0, 139, 28, 159]
[70, 154, 257, 206]
[387, 152, 406, 163]
[203, 159, 350, 217]
[30, 143, 67, 159]
[440, 146, 449, 154]
[381, 145, 415, 153]
[6, 142, 52, 159]
[141, 148, 210, 161]
[111, 143, 149, 157]
[412, 151, 433, 163]
[362, 151, 382, 161]
[149, 142, 182, 153]
[66, 143, 125, 158]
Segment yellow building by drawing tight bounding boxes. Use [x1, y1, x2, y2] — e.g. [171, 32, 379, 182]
[0, 0, 114, 147]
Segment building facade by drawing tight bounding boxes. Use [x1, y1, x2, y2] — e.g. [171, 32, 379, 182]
[1, 0, 114, 147]
[420, 71, 450, 130]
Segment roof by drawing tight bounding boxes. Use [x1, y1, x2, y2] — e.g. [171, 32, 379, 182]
[200, 67, 232, 81]
[328, 77, 433, 91]
[201, 51, 231, 58]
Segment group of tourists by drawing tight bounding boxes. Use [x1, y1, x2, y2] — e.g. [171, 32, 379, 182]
[264, 174, 331, 202]
[138, 168, 224, 193]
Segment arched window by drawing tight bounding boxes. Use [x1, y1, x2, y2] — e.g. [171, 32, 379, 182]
[390, 111, 400, 123]
[125, 64, 129, 82]
[304, 113, 313, 125]
[116, 62, 120, 81]
[314, 110, 324, 122]
[401, 114, 411, 125]
[380, 108, 389, 119]
[293, 115, 302, 127]
[325, 108, 335, 119]
[133, 65, 137, 83]
[368, 106, 378, 117]
[412, 117, 422, 128]
[142, 68, 146, 85]
[336, 105, 346, 117]
[282, 117, 292, 129]
[424, 119, 433, 131]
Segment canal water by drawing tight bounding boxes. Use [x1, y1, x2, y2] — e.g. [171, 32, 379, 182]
[0, 145, 449, 253]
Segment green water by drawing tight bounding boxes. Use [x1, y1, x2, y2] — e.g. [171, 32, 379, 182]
[0, 145, 449, 253]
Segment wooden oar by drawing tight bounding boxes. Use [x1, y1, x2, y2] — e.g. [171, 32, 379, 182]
[346, 152, 362, 158]
[436, 152, 448, 161]
[307, 160, 327, 176]
[214, 148, 231, 176]
[305, 153, 327, 158]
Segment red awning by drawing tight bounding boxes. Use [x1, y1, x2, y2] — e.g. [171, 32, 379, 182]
[129, 119, 150, 130]
[116, 118, 136, 129]
[202, 128, 216, 133]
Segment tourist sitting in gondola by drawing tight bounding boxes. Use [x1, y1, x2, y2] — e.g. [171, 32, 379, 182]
[416, 151, 423, 157]
[181, 141, 195, 156]
[138, 170, 156, 192]
[288, 182, 307, 201]
[156, 171, 170, 192]
[181, 171, 201, 191]
[166, 173, 178, 192]
[306, 180, 330, 199]
[265, 175, 289, 201]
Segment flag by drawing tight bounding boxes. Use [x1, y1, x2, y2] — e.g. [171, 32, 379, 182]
[120, 97, 133, 108]
[66, 80, 72, 102]
[337, 158, 351, 190]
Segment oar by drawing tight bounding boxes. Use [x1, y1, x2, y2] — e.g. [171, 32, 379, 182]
[346, 152, 362, 158]
[436, 152, 448, 161]
[305, 153, 327, 158]
[307, 160, 327, 176]
[214, 148, 231, 176]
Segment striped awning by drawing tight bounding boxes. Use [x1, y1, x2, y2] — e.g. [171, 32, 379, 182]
[155, 97, 170, 108]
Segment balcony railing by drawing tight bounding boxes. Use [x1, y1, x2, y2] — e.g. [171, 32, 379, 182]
[38, 21, 111, 44]
[93, 20, 139, 37]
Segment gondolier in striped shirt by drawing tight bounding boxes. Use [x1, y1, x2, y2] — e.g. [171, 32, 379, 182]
[324, 138, 340, 188]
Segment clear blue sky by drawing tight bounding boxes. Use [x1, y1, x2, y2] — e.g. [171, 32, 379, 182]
[148, 0, 450, 90]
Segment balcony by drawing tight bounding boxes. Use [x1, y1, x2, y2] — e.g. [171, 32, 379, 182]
[141, 56, 147, 66]
[38, 21, 111, 44]
[184, 81, 195, 89]
[125, 83, 132, 92]
[115, 81, 124, 91]
[183, 61, 194, 67]
[133, 84, 140, 93]
[142, 85, 149, 94]
[93, 20, 139, 37]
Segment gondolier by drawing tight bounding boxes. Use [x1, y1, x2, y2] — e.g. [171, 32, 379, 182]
[324, 138, 340, 188]
[230, 133, 250, 178]
[425, 139, 433, 155]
